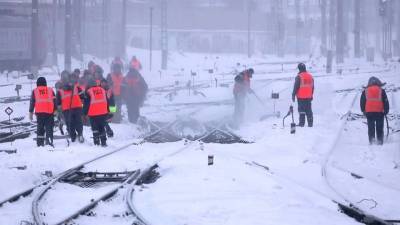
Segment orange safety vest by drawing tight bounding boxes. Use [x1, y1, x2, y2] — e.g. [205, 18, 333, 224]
[87, 87, 108, 116]
[125, 77, 141, 96]
[111, 73, 124, 96]
[365, 85, 384, 113]
[243, 72, 251, 89]
[34, 86, 54, 114]
[296, 72, 313, 99]
[59, 87, 83, 111]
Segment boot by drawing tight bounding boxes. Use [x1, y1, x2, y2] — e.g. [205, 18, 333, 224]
[100, 136, 107, 147]
[298, 114, 305, 127]
[307, 116, 313, 127]
[369, 137, 375, 145]
[105, 123, 114, 138]
[37, 137, 45, 147]
[78, 135, 84, 143]
[93, 131, 100, 145]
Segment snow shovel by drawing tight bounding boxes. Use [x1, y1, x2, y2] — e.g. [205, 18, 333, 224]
[282, 105, 296, 134]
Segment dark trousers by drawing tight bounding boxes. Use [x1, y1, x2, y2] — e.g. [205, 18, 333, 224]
[112, 95, 122, 123]
[233, 94, 246, 127]
[89, 115, 107, 145]
[126, 101, 141, 123]
[366, 112, 385, 145]
[105, 114, 114, 137]
[36, 114, 54, 146]
[63, 108, 83, 141]
[297, 99, 313, 127]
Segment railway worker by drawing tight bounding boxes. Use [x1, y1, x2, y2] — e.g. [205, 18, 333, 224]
[78, 69, 92, 91]
[55, 70, 70, 91]
[87, 61, 97, 75]
[94, 65, 104, 86]
[111, 56, 124, 72]
[106, 63, 124, 123]
[123, 68, 148, 123]
[360, 76, 389, 145]
[292, 63, 314, 127]
[100, 78, 116, 138]
[29, 77, 56, 147]
[83, 79, 110, 147]
[129, 56, 142, 71]
[232, 68, 254, 128]
[56, 74, 85, 143]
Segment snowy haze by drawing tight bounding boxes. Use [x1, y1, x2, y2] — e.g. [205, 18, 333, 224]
[0, 0, 400, 225]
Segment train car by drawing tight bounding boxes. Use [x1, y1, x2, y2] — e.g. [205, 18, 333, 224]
[0, 10, 47, 72]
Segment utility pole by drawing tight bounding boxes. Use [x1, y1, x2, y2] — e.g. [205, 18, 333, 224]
[247, 0, 251, 58]
[73, 0, 82, 62]
[102, 0, 109, 59]
[277, 0, 284, 58]
[65, 0, 72, 72]
[380, 0, 393, 60]
[295, 0, 300, 56]
[320, 0, 327, 56]
[354, 0, 361, 58]
[120, 0, 127, 59]
[328, 0, 335, 50]
[398, 0, 400, 56]
[149, 6, 153, 71]
[31, 0, 39, 76]
[336, 0, 344, 63]
[52, 0, 58, 67]
[161, 0, 168, 70]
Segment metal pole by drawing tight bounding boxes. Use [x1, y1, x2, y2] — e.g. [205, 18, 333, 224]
[52, 0, 58, 67]
[295, 0, 300, 56]
[320, 0, 327, 56]
[31, 0, 39, 76]
[247, 0, 251, 58]
[121, 0, 127, 59]
[161, 0, 168, 70]
[336, 0, 344, 63]
[65, 0, 72, 72]
[149, 7, 153, 71]
[354, 0, 361, 58]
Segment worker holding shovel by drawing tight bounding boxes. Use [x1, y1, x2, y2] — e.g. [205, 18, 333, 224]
[232, 68, 254, 128]
[292, 63, 314, 127]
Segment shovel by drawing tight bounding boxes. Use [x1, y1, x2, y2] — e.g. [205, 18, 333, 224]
[282, 105, 296, 134]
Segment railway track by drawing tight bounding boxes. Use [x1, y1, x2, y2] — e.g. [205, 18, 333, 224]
[0, 115, 245, 225]
[30, 118, 235, 225]
[246, 90, 399, 225]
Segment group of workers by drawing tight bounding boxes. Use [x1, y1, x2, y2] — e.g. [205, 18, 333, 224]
[29, 57, 390, 147]
[233, 63, 390, 145]
[29, 56, 147, 147]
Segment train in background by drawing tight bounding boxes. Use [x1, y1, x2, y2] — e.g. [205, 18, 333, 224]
[0, 8, 47, 73]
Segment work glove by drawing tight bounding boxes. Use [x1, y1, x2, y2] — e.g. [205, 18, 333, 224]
[29, 112, 33, 121]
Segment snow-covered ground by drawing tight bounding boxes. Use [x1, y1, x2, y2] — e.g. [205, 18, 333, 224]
[0, 49, 399, 225]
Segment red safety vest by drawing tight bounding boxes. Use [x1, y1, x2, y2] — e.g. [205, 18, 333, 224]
[296, 72, 313, 99]
[34, 86, 54, 114]
[111, 73, 124, 96]
[59, 87, 83, 111]
[125, 77, 141, 96]
[365, 85, 384, 113]
[87, 87, 108, 116]
[243, 72, 251, 89]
